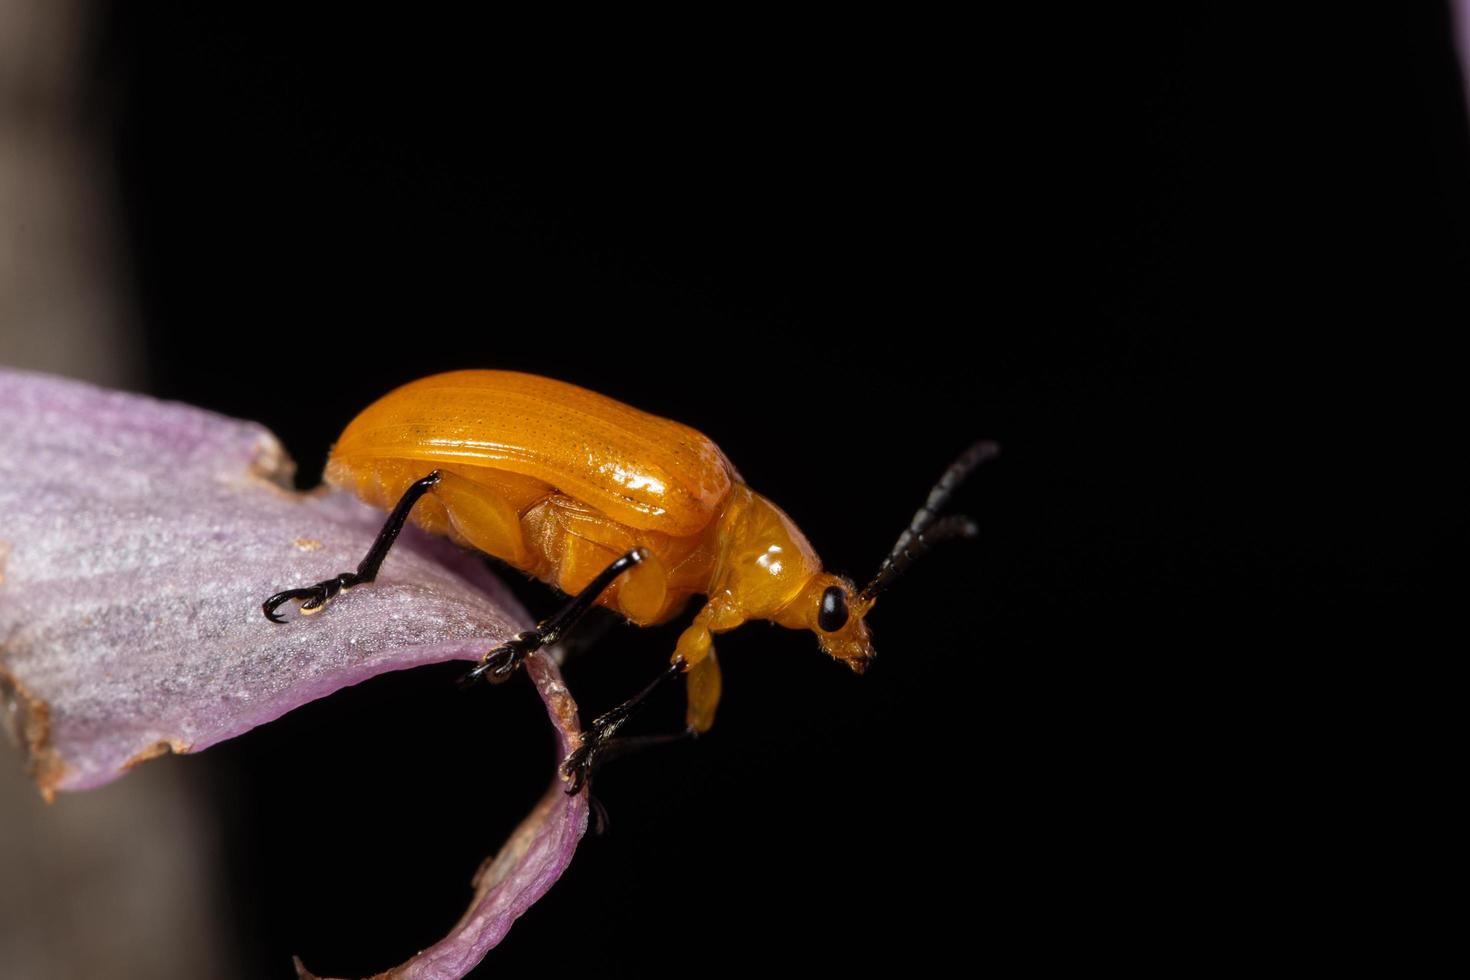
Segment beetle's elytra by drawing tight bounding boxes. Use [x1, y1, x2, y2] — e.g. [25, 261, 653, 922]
[264, 370, 995, 789]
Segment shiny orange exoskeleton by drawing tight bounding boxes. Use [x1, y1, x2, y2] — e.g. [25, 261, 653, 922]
[265, 370, 993, 770]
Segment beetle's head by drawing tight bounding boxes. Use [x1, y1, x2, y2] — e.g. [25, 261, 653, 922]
[807, 440, 1000, 673]
[765, 441, 997, 675]
[788, 573, 877, 673]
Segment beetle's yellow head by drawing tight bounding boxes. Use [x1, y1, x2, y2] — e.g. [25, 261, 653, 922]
[789, 573, 876, 673]
[793, 441, 1001, 673]
[737, 441, 997, 676]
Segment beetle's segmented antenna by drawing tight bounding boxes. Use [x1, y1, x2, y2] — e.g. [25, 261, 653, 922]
[859, 440, 999, 602]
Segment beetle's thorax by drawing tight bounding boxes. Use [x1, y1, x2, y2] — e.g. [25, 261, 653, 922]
[698, 484, 876, 671]
[702, 484, 824, 624]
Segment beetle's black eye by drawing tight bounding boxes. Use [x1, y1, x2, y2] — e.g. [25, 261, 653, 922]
[818, 585, 849, 633]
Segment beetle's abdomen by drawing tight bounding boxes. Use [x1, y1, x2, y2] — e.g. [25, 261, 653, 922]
[327, 370, 733, 536]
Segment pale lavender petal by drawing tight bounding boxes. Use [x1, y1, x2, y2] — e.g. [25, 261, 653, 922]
[0, 367, 541, 797]
[0, 364, 551, 782]
[1, 367, 591, 978]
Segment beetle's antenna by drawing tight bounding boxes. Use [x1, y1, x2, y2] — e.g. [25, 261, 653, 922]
[859, 440, 999, 602]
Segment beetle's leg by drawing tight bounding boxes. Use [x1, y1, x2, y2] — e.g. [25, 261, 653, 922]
[558, 655, 714, 792]
[683, 648, 722, 734]
[262, 471, 442, 623]
[458, 547, 650, 687]
[560, 658, 690, 795]
[674, 622, 722, 733]
[576, 730, 699, 815]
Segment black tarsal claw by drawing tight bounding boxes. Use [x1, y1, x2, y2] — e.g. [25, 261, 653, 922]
[457, 631, 539, 689]
[560, 742, 596, 796]
[261, 574, 357, 623]
[262, 586, 325, 623]
[455, 659, 496, 690]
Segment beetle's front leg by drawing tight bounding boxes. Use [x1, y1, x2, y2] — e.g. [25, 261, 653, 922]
[557, 621, 724, 793]
[559, 658, 691, 795]
[674, 622, 722, 734]
[263, 471, 442, 622]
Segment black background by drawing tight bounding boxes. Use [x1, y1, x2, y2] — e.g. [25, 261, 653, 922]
[86, 6, 1459, 977]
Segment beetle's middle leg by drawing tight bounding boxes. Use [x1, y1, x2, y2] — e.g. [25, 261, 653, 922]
[458, 547, 650, 686]
[263, 471, 444, 622]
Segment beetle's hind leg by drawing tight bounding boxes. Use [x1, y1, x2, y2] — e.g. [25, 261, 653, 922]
[458, 547, 650, 686]
[262, 471, 442, 623]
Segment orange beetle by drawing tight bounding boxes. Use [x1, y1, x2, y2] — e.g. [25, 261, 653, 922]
[264, 370, 994, 788]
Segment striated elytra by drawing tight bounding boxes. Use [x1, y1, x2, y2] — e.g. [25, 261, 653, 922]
[265, 369, 996, 780]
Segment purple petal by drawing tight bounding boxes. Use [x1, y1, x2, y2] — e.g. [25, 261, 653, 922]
[0, 367, 533, 795]
[1, 368, 590, 978]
